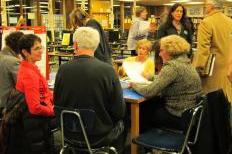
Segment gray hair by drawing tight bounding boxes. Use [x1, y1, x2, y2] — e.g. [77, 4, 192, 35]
[73, 27, 100, 51]
[206, 0, 224, 8]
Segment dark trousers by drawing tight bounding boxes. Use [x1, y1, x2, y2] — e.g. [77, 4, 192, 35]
[140, 96, 185, 133]
[192, 90, 231, 154]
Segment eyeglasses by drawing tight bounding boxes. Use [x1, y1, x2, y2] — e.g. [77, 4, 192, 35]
[32, 46, 45, 52]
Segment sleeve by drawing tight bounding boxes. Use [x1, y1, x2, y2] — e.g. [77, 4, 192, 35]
[156, 24, 166, 39]
[128, 21, 142, 40]
[109, 69, 126, 121]
[22, 73, 54, 116]
[132, 63, 178, 98]
[192, 20, 212, 69]
[143, 58, 155, 80]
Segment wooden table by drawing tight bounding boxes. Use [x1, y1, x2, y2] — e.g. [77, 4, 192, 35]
[123, 89, 146, 154]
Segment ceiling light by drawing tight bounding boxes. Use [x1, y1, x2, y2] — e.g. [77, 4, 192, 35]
[171, 0, 190, 3]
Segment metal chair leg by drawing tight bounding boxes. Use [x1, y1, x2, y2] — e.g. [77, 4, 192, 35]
[186, 145, 192, 154]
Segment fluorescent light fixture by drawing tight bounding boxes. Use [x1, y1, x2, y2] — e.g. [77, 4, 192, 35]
[113, 4, 120, 6]
[40, 2, 48, 4]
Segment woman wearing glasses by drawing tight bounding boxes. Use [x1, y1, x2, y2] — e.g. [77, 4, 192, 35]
[16, 34, 54, 154]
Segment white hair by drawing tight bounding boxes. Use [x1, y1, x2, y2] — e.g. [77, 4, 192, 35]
[73, 27, 100, 51]
[206, 0, 224, 8]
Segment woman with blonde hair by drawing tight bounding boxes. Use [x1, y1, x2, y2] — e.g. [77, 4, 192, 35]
[120, 39, 154, 81]
[131, 35, 202, 131]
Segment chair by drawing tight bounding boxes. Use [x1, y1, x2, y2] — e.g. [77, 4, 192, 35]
[56, 107, 118, 154]
[132, 96, 206, 154]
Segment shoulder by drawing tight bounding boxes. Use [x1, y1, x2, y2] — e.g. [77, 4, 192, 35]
[1, 55, 20, 67]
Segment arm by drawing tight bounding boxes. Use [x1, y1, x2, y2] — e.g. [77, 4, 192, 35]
[21, 74, 54, 116]
[192, 20, 212, 69]
[109, 69, 126, 121]
[142, 58, 155, 80]
[132, 63, 177, 98]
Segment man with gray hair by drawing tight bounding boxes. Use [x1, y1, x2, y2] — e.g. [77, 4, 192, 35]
[54, 27, 126, 152]
[192, 0, 232, 153]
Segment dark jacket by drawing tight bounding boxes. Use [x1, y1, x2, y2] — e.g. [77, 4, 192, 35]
[157, 23, 193, 45]
[54, 55, 125, 143]
[86, 19, 112, 64]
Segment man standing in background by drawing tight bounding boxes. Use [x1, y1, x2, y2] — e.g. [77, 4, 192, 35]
[192, 0, 232, 153]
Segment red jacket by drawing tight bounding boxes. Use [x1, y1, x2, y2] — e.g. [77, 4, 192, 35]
[16, 60, 54, 116]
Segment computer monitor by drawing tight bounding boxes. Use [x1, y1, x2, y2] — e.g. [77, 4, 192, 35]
[108, 30, 119, 43]
[61, 30, 73, 46]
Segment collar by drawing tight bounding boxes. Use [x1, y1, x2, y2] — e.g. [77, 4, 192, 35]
[1, 46, 18, 57]
[205, 10, 221, 18]
[21, 60, 40, 73]
[74, 54, 94, 59]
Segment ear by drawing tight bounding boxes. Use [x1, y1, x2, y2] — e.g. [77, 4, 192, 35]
[22, 49, 29, 57]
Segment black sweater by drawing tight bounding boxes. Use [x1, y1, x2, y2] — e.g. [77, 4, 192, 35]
[54, 55, 125, 138]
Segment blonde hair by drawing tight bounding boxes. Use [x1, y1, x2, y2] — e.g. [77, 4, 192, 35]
[73, 27, 100, 51]
[136, 39, 152, 53]
[160, 35, 190, 56]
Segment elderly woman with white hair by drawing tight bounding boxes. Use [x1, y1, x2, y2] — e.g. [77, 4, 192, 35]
[131, 35, 202, 131]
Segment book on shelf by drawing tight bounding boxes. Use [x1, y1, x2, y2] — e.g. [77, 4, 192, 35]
[199, 53, 216, 77]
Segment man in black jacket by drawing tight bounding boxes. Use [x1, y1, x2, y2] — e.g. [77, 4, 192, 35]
[54, 27, 126, 152]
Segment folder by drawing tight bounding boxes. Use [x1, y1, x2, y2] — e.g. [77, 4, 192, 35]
[199, 53, 216, 77]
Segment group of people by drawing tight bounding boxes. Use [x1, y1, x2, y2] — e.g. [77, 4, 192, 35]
[0, 0, 232, 153]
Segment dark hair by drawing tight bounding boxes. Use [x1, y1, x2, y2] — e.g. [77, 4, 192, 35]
[5, 31, 24, 55]
[18, 34, 41, 59]
[153, 40, 163, 74]
[165, 3, 192, 31]
[135, 6, 147, 17]
[69, 7, 90, 29]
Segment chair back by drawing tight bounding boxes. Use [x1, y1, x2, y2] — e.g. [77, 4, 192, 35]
[180, 95, 206, 152]
[58, 107, 96, 154]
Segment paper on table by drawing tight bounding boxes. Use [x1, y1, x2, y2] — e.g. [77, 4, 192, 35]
[123, 61, 150, 84]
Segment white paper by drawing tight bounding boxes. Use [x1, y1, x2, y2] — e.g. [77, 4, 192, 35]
[123, 61, 150, 84]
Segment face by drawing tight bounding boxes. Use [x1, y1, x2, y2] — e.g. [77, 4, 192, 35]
[137, 45, 149, 58]
[159, 47, 170, 63]
[140, 10, 148, 20]
[23, 41, 43, 64]
[171, 6, 184, 22]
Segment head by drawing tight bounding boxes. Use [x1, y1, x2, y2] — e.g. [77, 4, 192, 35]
[135, 6, 148, 20]
[136, 39, 152, 60]
[73, 27, 100, 56]
[5, 31, 24, 55]
[18, 34, 42, 64]
[204, 0, 224, 14]
[160, 35, 190, 63]
[69, 8, 90, 29]
[168, 3, 186, 23]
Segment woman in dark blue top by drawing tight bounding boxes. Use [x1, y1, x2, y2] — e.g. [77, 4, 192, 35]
[157, 3, 193, 57]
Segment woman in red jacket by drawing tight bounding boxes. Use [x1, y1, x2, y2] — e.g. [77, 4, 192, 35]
[16, 34, 54, 154]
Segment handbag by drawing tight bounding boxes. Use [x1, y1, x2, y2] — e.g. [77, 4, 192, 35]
[0, 89, 26, 154]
